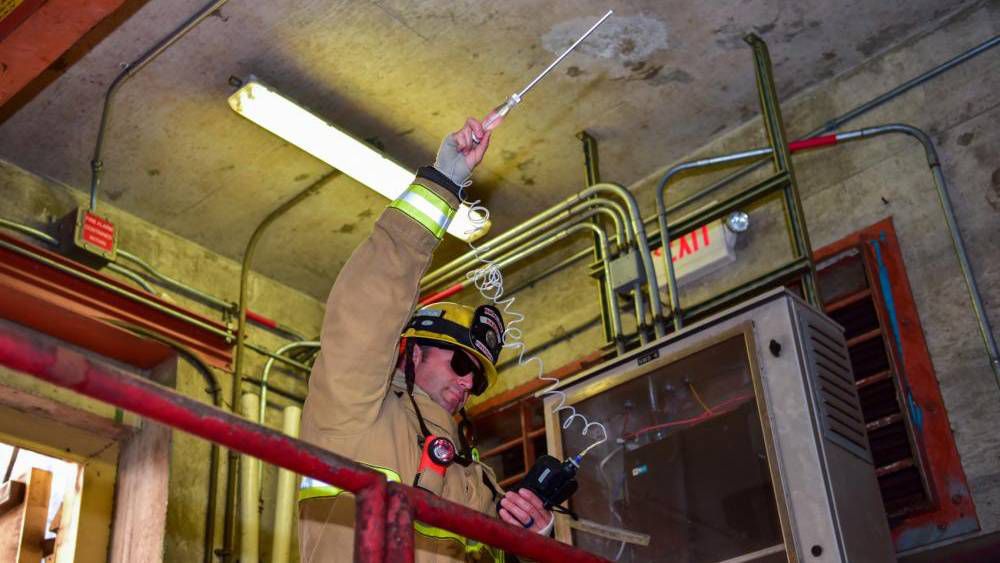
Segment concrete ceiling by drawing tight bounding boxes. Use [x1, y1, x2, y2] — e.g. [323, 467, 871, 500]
[0, 0, 972, 300]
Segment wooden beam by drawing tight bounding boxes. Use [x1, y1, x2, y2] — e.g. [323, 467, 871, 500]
[108, 420, 170, 563]
[0, 0, 136, 107]
[0, 384, 133, 443]
[0, 467, 52, 563]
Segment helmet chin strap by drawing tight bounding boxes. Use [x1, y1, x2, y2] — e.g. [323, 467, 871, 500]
[404, 339, 474, 467]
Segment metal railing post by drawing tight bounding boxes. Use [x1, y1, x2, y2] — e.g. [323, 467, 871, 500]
[385, 487, 415, 563]
[355, 479, 389, 563]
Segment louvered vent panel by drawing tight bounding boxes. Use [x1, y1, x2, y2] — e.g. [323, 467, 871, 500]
[802, 317, 872, 462]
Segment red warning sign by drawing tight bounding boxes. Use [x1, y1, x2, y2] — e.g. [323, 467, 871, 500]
[80, 211, 116, 253]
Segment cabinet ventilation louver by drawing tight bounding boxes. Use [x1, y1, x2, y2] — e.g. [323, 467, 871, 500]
[803, 317, 872, 462]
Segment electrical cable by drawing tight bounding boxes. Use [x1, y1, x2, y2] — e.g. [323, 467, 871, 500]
[597, 408, 634, 560]
[455, 9, 617, 464]
[455, 189, 611, 462]
[621, 394, 754, 442]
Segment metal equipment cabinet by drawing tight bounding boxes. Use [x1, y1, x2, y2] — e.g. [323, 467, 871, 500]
[545, 288, 896, 562]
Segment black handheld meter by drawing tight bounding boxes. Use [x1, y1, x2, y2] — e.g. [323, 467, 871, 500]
[509, 454, 580, 509]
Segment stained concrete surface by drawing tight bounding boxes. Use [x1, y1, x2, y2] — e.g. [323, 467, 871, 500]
[0, 0, 977, 300]
[0, 0, 998, 560]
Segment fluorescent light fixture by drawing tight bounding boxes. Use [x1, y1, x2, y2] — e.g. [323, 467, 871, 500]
[228, 77, 489, 241]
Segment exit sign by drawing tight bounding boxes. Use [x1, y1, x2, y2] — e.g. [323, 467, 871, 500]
[651, 219, 737, 295]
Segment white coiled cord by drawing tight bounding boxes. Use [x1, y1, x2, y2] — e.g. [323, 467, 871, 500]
[457, 186, 609, 459]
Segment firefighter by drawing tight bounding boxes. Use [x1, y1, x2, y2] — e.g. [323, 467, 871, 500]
[298, 117, 553, 562]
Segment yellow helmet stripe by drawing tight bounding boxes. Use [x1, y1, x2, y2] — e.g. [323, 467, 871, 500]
[389, 183, 456, 239]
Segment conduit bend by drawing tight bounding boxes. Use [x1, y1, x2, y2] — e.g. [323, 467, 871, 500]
[421, 197, 630, 291]
[424, 202, 626, 296]
[89, 0, 233, 211]
[652, 123, 999, 388]
[423, 182, 663, 336]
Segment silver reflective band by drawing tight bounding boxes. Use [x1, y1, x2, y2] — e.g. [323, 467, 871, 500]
[400, 191, 452, 232]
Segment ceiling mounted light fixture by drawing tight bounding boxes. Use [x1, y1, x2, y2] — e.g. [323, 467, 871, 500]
[228, 76, 488, 241]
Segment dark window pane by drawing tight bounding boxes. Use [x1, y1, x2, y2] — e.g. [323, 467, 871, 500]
[532, 434, 547, 461]
[828, 297, 880, 340]
[848, 336, 891, 381]
[474, 402, 522, 454]
[817, 248, 868, 304]
[483, 445, 526, 483]
[879, 466, 928, 517]
[562, 335, 782, 563]
[858, 378, 900, 422]
[869, 420, 913, 467]
[528, 398, 545, 431]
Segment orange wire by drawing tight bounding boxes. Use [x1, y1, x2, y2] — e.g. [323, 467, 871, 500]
[688, 382, 713, 414]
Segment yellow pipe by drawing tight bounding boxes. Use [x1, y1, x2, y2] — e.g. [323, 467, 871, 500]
[239, 393, 261, 563]
[270, 406, 302, 563]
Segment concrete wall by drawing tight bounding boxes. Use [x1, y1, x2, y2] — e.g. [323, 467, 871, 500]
[0, 0, 997, 560]
[0, 160, 324, 561]
[473, 0, 1000, 548]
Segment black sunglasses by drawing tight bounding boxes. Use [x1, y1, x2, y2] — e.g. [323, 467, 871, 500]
[423, 342, 487, 395]
[451, 349, 488, 394]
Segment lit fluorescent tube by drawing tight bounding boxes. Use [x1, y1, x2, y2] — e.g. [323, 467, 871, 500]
[228, 77, 489, 241]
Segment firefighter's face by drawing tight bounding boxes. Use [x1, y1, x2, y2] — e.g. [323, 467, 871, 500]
[413, 345, 480, 414]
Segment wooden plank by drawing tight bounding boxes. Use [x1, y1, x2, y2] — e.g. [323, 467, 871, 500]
[480, 435, 524, 459]
[876, 457, 916, 478]
[107, 420, 170, 563]
[568, 518, 651, 546]
[856, 370, 892, 389]
[0, 480, 25, 515]
[0, 384, 132, 442]
[823, 288, 872, 314]
[499, 472, 527, 489]
[866, 413, 903, 432]
[846, 328, 884, 348]
[0, 467, 52, 563]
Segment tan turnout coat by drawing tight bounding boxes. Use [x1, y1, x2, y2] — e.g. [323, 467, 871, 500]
[298, 170, 505, 562]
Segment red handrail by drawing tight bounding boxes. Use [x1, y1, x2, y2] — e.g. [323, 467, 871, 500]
[0, 325, 608, 563]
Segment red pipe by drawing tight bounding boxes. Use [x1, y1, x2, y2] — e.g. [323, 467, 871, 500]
[244, 309, 278, 329]
[0, 326, 608, 563]
[419, 282, 465, 306]
[789, 134, 839, 152]
[393, 483, 607, 563]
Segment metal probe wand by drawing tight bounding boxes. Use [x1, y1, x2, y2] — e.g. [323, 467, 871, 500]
[473, 9, 613, 143]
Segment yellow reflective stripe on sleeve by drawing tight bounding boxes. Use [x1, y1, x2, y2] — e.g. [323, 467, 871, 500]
[388, 183, 456, 239]
[298, 465, 401, 502]
[298, 484, 344, 502]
